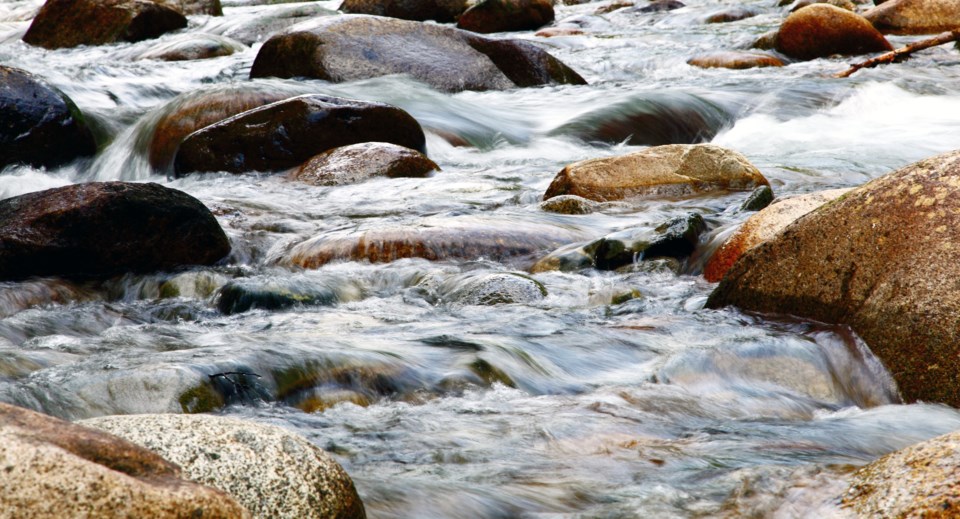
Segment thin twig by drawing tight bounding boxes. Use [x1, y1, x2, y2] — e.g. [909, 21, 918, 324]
[835, 29, 960, 78]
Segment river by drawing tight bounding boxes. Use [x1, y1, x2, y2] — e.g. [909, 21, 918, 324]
[2, 0, 960, 517]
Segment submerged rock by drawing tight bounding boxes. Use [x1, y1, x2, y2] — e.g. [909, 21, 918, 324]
[703, 189, 849, 283]
[216, 274, 362, 314]
[440, 272, 547, 305]
[340, 0, 468, 22]
[23, 0, 187, 49]
[80, 414, 366, 519]
[280, 218, 589, 268]
[687, 51, 784, 69]
[539, 194, 601, 214]
[148, 85, 297, 172]
[157, 0, 223, 15]
[0, 66, 96, 170]
[843, 430, 960, 517]
[290, 142, 439, 186]
[0, 182, 230, 280]
[249, 15, 586, 92]
[775, 4, 892, 60]
[136, 33, 245, 61]
[173, 94, 426, 176]
[543, 144, 768, 202]
[863, 0, 960, 35]
[203, 3, 336, 45]
[457, 0, 555, 33]
[706, 149, 960, 407]
[548, 92, 735, 146]
[704, 7, 757, 23]
[636, 0, 684, 12]
[0, 403, 248, 518]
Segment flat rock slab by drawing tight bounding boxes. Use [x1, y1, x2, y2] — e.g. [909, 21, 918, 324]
[80, 414, 366, 519]
[249, 14, 586, 92]
[0, 403, 248, 518]
[23, 0, 187, 49]
[0, 182, 229, 280]
[544, 144, 768, 202]
[707, 149, 960, 407]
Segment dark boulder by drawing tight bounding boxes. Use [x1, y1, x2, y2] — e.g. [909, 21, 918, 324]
[23, 0, 187, 50]
[173, 94, 426, 176]
[457, 0, 555, 34]
[0, 66, 96, 170]
[0, 182, 230, 280]
[775, 4, 892, 60]
[217, 275, 357, 314]
[706, 150, 960, 407]
[249, 15, 585, 92]
[547, 92, 735, 146]
[340, 0, 468, 23]
[290, 142, 438, 186]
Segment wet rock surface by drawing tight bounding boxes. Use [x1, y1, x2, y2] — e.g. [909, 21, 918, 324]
[290, 142, 439, 186]
[863, 0, 960, 35]
[340, 0, 469, 23]
[775, 4, 892, 60]
[0, 402, 249, 518]
[441, 272, 547, 305]
[23, 0, 188, 49]
[157, 0, 223, 15]
[707, 149, 960, 407]
[687, 51, 784, 69]
[136, 33, 245, 61]
[457, 0, 555, 33]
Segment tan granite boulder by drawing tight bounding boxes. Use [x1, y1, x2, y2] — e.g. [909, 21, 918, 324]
[863, 0, 960, 35]
[775, 4, 892, 60]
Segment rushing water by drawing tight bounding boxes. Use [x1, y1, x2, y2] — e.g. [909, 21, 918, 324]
[3, 0, 960, 517]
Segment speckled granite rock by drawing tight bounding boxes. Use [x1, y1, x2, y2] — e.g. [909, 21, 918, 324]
[843, 430, 960, 517]
[0, 403, 249, 518]
[79, 413, 366, 519]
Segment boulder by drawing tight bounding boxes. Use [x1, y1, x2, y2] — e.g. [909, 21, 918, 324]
[539, 194, 600, 214]
[704, 7, 757, 23]
[775, 4, 892, 60]
[340, 0, 468, 23]
[687, 51, 784, 69]
[0, 182, 230, 280]
[0, 66, 96, 170]
[136, 33, 245, 61]
[706, 150, 960, 407]
[843, 430, 960, 517]
[156, 0, 222, 15]
[280, 218, 589, 268]
[788, 0, 857, 12]
[457, 0, 554, 33]
[79, 414, 366, 519]
[440, 272, 547, 305]
[543, 144, 768, 202]
[216, 274, 363, 314]
[290, 142, 439, 186]
[0, 403, 248, 518]
[863, 0, 960, 35]
[703, 189, 850, 282]
[635, 0, 684, 12]
[547, 92, 735, 146]
[173, 94, 426, 176]
[22, 0, 187, 50]
[147, 85, 297, 171]
[249, 15, 586, 92]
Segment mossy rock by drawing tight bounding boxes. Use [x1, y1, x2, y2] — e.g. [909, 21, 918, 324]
[178, 382, 226, 414]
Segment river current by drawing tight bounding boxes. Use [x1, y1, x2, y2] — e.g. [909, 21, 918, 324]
[2, 0, 960, 517]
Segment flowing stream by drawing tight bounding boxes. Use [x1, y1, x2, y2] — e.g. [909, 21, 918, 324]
[3, 0, 960, 517]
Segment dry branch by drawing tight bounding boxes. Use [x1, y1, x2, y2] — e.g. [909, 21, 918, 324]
[835, 29, 960, 78]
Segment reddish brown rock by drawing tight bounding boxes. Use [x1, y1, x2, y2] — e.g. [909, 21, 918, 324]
[340, 0, 468, 22]
[775, 4, 892, 60]
[706, 149, 960, 407]
[280, 218, 589, 268]
[249, 15, 585, 92]
[543, 144, 769, 202]
[148, 86, 296, 172]
[0, 182, 230, 280]
[457, 0, 554, 34]
[0, 66, 97, 170]
[156, 0, 222, 15]
[173, 94, 426, 176]
[863, 0, 960, 35]
[137, 33, 245, 61]
[536, 27, 585, 37]
[703, 189, 850, 282]
[687, 51, 784, 69]
[0, 402, 249, 518]
[290, 142, 439, 186]
[23, 0, 187, 50]
[788, 0, 857, 12]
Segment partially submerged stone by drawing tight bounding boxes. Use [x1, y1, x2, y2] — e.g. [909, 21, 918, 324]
[863, 0, 960, 35]
[23, 0, 187, 49]
[249, 15, 586, 92]
[543, 144, 768, 202]
[136, 33, 245, 61]
[706, 149, 960, 407]
[0, 403, 248, 518]
[173, 94, 426, 175]
[539, 194, 600, 214]
[80, 413, 366, 519]
[0, 66, 96, 170]
[440, 272, 547, 305]
[0, 182, 230, 280]
[341, 0, 468, 22]
[775, 4, 892, 60]
[687, 51, 784, 69]
[704, 7, 757, 23]
[290, 142, 439, 186]
[457, 0, 555, 33]
[157, 0, 223, 15]
[703, 188, 850, 282]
